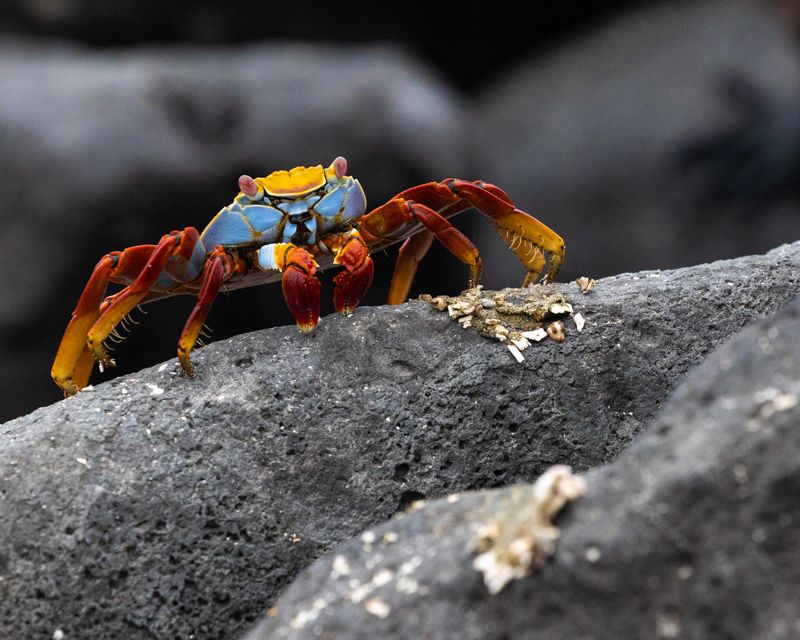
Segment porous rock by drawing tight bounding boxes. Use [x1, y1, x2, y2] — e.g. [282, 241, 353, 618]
[245, 281, 800, 640]
[1, 242, 800, 638]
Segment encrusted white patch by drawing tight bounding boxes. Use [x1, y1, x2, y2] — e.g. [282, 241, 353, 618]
[472, 465, 586, 594]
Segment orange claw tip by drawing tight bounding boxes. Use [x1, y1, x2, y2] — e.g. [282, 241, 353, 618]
[297, 320, 318, 334]
[282, 266, 321, 335]
[238, 175, 258, 197]
[333, 156, 347, 179]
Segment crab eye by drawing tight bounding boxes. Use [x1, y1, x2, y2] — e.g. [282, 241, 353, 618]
[333, 156, 347, 179]
[238, 175, 259, 198]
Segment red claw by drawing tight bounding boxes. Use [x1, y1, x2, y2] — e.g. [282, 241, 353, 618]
[334, 257, 374, 315]
[333, 232, 374, 315]
[283, 267, 321, 332]
[281, 247, 321, 332]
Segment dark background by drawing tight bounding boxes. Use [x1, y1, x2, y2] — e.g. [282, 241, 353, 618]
[1, 0, 647, 94]
[2, 0, 800, 422]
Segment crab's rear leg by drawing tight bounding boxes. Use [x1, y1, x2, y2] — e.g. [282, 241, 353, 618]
[363, 197, 483, 291]
[52, 244, 164, 396]
[86, 228, 204, 367]
[447, 180, 565, 284]
[387, 230, 434, 305]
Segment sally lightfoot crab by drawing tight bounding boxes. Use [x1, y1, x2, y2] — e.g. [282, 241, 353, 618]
[52, 157, 564, 395]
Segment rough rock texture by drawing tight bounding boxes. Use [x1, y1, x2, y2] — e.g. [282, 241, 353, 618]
[1, 242, 800, 639]
[0, 39, 463, 422]
[246, 284, 800, 640]
[468, 0, 800, 288]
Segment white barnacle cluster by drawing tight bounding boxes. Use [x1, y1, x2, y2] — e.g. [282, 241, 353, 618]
[423, 285, 588, 363]
[472, 465, 587, 594]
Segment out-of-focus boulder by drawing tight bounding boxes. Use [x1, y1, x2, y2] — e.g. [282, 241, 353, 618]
[469, 0, 800, 288]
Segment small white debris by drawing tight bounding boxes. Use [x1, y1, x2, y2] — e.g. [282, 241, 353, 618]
[80, 385, 95, 393]
[677, 565, 693, 580]
[361, 531, 377, 545]
[372, 569, 394, 587]
[289, 608, 320, 629]
[508, 344, 525, 363]
[521, 328, 548, 342]
[349, 584, 372, 604]
[399, 556, 422, 576]
[395, 575, 419, 594]
[446, 494, 460, 504]
[574, 313, 585, 332]
[548, 302, 573, 315]
[158, 363, 169, 372]
[585, 546, 601, 563]
[510, 336, 530, 351]
[481, 299, 496, 308]
[365, 597, 391, 619]
[656, 614, 680, 638]
[330, 555, 350, 579]
[75, 458, 88, 466]
[383, 531, 399, 544]
[773, 394, 798, 412]
[146, 384, 164, 396]
[53, 630, 65, 640]
[577, 277, 595, 293]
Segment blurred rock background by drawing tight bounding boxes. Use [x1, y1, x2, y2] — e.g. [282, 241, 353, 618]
[1, 0, 799, 422]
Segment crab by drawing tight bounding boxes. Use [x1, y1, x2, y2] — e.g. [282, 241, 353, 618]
[52, 157, 564, 396]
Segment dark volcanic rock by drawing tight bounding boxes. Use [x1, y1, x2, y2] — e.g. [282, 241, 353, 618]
[1, 242, 800, 639]
[246, 286, 800, 640]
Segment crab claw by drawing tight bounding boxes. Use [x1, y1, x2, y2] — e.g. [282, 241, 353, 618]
[333, 230, 374, 315]
[281, 247, 321, 333]
[334, 258, 374, 315]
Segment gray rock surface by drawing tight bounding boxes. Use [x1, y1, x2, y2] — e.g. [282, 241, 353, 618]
[1, 242, 800, 639]
[246, 277, 800, 640]
[468, 0, 800, 288]
[0, 39, 464, 422]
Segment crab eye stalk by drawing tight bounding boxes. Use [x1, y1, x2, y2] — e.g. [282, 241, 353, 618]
[333, 156, 347, 179]
[238, 175, 262, 200]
